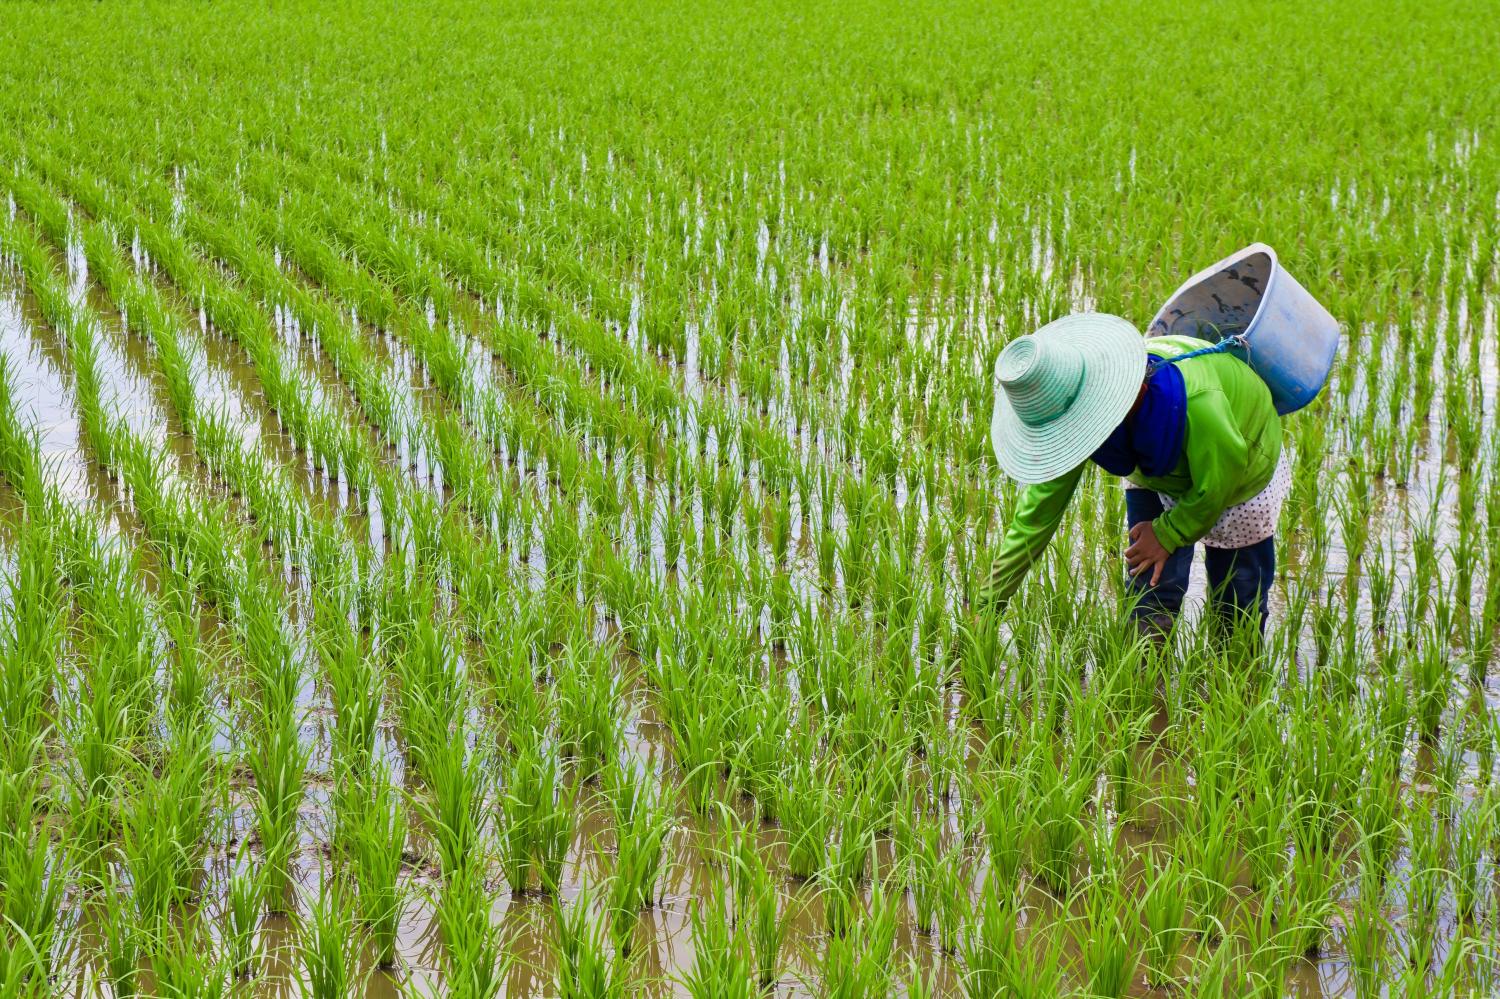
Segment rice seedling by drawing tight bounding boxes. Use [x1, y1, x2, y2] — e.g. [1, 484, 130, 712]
[0, 773, 70, 986]
[957, 882, 1017, 999]
[1451, 795, 1490, 922]
[246, 706, 311, 913]
[777, 755, 835, 881]
[415, 711, 489, 881]
[817, 803, 877, 939]
[221, 856, 263, 980]
[151, 922, 232, 999]
[1404, 804, 1446, 972]
[1070, 810, 1142, 997]
[296, 874, 365, 999]
[1344, 842, 1391, 997]
[97, 869, 144, 999]
[499, 736, 576, 896]
[434, 864, 508, 998]
[347, 765, 407, 969]
[1140, 852, 1189, 988]
[602, 762, 672, 951]
[818, 868, 899, 999]
[676, 880, 757, 999]
[552, 884, 627, 999]
[1024, 745, 1090, 895]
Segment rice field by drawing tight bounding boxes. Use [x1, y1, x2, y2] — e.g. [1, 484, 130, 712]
[0, 0, 1498, 995]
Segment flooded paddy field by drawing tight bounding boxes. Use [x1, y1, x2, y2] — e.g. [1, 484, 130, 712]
[1, 0, 1499, 995]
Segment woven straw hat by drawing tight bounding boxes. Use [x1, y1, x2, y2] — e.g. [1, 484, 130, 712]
[990, 313, 1147, 484]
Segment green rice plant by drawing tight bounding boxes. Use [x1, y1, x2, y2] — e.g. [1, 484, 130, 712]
[1343, 843, 1390, 997]
[973, 762, 1028, 891]
[777, 755, 834, 880]
[961, 888, 1065, 999]
[499, 738, 576, 895]
[1070, 859, 1141, 999]
[1404, 804, 1445, 972]
[906, 807, 944, 937]
[319, 601, 380, 773]
[818, 807, 874, 938]
[1182, 806, 1235, 943]
[1280, 814, 1346, 957]
[296, 874, 365, 999]
[602, 767, 672, 955]
[903, 959, 938, 999]
[819, 870, 899, 999]
[0, 774, 69, 986]
[955, 615, 1010, 734]
[119, 773, 190, 928]
[221, 856, 263, 980]
[552, 884, 626, 999]
[246, 706, 311, 912]
[60, 668, 128, 849]
[1451, 795, 1490, 922]
[930, 844, 970, 956]
[732, 681, 791, 820]
[0, 522, 64, 776]
[744, 858, 786, 990]
[1239, 875, 1303, 999]
[1367, 537, 1398, 637]
[1140, 852, 1189, 988]
[347, 765, 407, 968]
[1024, 747, 1089, 895]
[1238, 761, 1290, 892]
[415, 713, 488, 880]
[162, 575, 212, 734]
[676, 882, 756, 999]
[151, 922, 232, 999]
[957, 881, 1016, 999]
[554, 635, 625, 780]
[98, 869, 143, 999]
[434, 864, 507, 999]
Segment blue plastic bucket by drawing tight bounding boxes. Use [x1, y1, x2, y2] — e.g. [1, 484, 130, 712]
[1147, 243, 1339, 415]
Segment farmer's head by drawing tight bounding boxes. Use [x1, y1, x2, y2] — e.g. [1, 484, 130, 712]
[990, 313, 1146, 484]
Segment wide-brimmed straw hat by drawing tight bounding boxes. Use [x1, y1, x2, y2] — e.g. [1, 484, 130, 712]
[990, 313, 1147, 484]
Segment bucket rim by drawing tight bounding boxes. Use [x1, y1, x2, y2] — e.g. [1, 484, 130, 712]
[1147, 242, 1280, 339]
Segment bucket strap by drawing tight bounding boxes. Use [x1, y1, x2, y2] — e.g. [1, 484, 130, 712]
[1155, 333, 1250, 368]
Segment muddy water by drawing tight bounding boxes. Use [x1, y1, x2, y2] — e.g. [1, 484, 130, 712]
[0, 282, 114, 507]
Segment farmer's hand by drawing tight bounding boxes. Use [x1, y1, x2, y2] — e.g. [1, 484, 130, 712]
[1125, 521, 1171, 587]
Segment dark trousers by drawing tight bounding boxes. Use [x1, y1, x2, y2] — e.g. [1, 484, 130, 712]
[1124, 488, 1275, 635]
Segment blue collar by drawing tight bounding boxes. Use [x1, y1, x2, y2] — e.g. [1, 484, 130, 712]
[1089, 359, 1187, 477]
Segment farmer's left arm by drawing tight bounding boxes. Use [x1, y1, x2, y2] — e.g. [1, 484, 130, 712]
[1152, 388, 1248, 551]
[975, 462, 1086, 612]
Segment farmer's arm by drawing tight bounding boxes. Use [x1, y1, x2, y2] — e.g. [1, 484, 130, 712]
[976, 462, 1086, 612]
[1152, 388, 1248, 551]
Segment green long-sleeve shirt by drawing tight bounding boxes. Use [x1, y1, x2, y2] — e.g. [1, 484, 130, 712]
[977, 336, 1282, 610]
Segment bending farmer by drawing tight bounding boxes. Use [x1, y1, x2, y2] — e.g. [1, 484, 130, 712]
[977, 312, 1287, 636]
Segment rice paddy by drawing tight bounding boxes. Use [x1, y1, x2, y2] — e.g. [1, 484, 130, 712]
[0, 1, 1498, 995]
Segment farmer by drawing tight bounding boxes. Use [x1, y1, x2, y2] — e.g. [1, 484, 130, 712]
[976, 312, 1288, 638]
